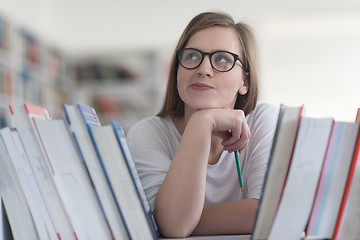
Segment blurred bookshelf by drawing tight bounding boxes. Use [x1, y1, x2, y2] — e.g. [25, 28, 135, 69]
[69, 49, 168, 132]
[0, 14, 74, 128]
[0, 12, 169, 132]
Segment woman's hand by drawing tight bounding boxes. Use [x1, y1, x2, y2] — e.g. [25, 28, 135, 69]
[193, 108, 251, 153]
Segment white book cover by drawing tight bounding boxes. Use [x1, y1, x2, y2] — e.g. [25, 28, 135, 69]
[268, 117, 333, 240]
[89, 124, 156, 240]
[0, 133, 39, 240]
[10, 104, 76, 240]
[63, 103, 130, 240]
[0, 127, 58, 240]
[33, 118, 113, 240]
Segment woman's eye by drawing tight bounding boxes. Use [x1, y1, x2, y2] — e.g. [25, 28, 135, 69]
[185, 52, 199, 61]
[214, 55, 230, 63]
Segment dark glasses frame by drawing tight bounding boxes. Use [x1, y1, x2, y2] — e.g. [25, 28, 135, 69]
[176, 48, 249, 73]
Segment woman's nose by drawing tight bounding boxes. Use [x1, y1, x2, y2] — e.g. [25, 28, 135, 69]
[196, 56, 214, 77]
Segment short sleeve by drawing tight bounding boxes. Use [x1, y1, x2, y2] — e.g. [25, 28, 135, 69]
[243, 103, 279, 199]
[126, 117, 176, 211]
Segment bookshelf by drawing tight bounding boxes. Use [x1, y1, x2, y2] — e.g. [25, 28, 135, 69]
[69, 49, 168, 132]
[0, 14, 74, 127]
[0, 12, 168, 132]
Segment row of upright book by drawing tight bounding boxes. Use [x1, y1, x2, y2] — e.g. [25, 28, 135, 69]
[1, 101, 360, 240]
[251, 104, 360, 240]
[0, 103, 159, 240]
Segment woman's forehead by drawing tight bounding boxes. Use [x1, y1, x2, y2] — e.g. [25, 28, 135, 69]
[185, 26, 242, 54]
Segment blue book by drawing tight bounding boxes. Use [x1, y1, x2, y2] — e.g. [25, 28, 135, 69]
[89, 123, 157, 240]
[77, 103, 101, 127]
[112, 120, 159, 238]
[63, 103, 130, 240]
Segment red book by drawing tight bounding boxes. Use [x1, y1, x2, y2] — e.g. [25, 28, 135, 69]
[332, 108, 360, 239]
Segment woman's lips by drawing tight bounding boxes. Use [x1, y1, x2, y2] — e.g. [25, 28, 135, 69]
[191, 82, 213, 91]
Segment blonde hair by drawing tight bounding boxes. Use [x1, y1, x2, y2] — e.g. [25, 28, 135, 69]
[157, 11, 259, 117]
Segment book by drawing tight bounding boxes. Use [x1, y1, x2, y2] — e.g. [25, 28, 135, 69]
[0, 196, 2, 239]
[306, 121, 359, 239]
[89, 123, 157, 240]
[332, 109, 360, 239]
[0, 127, 58, 240]
[268, 117, 333, 240]
[33, 117, 113, 240]
[252, 104, 303, 240]
[9, 104, 76, 239]
[0, 129, 39, 240]
[63, 103, 130, 240]
[0, 194, 13, 240]
[112, 120, 159, 238]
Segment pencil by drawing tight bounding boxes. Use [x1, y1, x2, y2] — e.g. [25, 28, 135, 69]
[234, 150, 244, 191]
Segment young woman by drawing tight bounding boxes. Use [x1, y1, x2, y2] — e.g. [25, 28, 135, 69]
[126, 11, 279, 238]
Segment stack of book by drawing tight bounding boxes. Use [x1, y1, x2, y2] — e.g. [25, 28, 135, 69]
[1, 102, 360, 240]
[252, 105, 360, 240]
[0, 103, 159, 240]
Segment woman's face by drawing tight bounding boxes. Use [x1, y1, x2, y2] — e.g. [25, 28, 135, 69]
[177, 26, 248, 115]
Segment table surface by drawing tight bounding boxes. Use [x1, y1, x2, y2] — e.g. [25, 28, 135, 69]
[159, 235, 251, 240]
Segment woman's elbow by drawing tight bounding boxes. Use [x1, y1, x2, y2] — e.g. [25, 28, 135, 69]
[154, 211, 197, 238]
[159, 225, 193, 238]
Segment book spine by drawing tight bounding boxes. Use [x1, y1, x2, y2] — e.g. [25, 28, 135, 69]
[332, 124, 360, 238]
[112, 120, 159, 239]
[24, 103, 51, 118]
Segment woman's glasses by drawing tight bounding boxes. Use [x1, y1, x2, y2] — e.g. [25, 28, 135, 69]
[176, 48, 248, 73]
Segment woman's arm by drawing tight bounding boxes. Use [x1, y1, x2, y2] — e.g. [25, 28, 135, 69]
[154, 111, 212, 237]
[192, 198, 259, 235]
[154, 109, 250, 238]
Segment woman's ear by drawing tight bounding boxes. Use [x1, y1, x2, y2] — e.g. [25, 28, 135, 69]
[239, 88, 247, 95]
[239, 73, 249, 95]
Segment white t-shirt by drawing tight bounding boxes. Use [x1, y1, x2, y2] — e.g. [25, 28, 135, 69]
[126, 102, 279, 211]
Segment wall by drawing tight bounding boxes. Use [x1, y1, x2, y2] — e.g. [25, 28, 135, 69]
[1, 0, 360, 120]
[258, 8, 360, 121]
